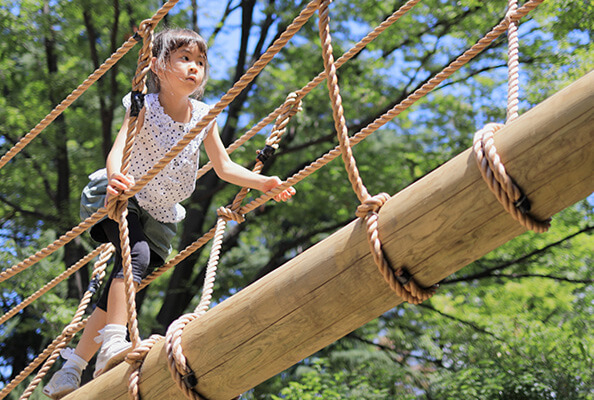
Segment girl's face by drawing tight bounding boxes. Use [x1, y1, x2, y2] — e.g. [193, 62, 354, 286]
[153, 44, 206, 97]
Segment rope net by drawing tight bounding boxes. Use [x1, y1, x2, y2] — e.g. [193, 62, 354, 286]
[0, 0, 548, 398]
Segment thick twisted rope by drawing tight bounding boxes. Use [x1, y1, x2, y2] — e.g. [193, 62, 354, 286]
[355, 195, 436, 303]
[3, 245, 113, 400]
[506, 0, 520, 123]
[0, 0, 181, 170]
[110, 20, 156, 353]
[318, 0, 433, 303]
[318, 0, 369, 205]
[164, 216, 227, 400]
[0, 244, 110, 326]
[471, 0, 550, 234]
[125, 334, 164, 400]
[473, 123, 550, 233]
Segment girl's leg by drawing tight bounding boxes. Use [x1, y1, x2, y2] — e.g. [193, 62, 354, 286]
[92, 214, 152, 375]
[44, 214, 154, 397]
[73, 307, 106, 361]
[105, 278, 137, 325]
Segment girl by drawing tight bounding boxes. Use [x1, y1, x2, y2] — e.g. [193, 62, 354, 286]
[43, 28, 295, 399]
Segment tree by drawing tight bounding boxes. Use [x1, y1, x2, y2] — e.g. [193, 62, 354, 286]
[0, 0, 592, 398]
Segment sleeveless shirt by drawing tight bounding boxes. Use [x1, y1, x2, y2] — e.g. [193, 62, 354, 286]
[123, 93, 212, 223]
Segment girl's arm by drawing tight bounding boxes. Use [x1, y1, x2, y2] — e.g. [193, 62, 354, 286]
[105, 108, 145, 203]
[203, 123, 295, 202]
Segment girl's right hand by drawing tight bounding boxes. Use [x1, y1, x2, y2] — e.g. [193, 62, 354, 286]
[105, 172, 135, 206]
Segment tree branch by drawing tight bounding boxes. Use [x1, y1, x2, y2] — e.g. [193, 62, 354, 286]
[492, 273, 593, 284]
[418, 303, 503, 341]
[0, 193, 61, 223]
[443, 225, 594, 284]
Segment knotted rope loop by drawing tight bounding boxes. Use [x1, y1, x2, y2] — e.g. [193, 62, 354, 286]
[268, 92, 303, 146]
[126, 335, 164, 400]
[473, 123, 551, 233]
[105, 191, 130, 222]
[257, 92, 303, 163]
[217, 206, 245, 223]
[165, 313, 209, 400]
[357, 193, 436, 304]
[355, 192, 391, 218]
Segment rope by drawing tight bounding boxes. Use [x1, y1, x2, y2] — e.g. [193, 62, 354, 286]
[0, 244, 113, 400]
[114, 18, 156, 354]
[506, 0, 520, 123]
[162, 92, 301, 400]
[318, 0, 434, 303]
[473, 123, 551, 233]
[471, 0, 550, 234]
[0, 244, 110, 326]
[125, 335, 164, 400]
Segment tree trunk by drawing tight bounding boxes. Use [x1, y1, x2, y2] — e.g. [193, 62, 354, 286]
[42, 0, 88, 298]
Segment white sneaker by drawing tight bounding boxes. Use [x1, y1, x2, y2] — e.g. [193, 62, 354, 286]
[94, 339, 131, 378]
[42, 367, 81, 399]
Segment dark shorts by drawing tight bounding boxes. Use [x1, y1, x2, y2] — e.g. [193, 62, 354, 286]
[94, 213, 164, 311]
[80, 168, 177, 262]
[79, 169, 177, 311]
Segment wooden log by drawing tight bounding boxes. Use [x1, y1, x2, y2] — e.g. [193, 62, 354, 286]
[65, 70, 594, 400]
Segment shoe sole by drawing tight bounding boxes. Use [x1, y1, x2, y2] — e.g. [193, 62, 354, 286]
[93, 347, 132, 378]
[42, 386, 76, 399]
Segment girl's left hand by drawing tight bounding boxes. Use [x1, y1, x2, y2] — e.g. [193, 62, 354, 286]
[262, 176, 296, 202]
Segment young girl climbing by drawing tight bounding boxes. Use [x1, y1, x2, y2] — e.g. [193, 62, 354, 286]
[43, 28, 295, 399]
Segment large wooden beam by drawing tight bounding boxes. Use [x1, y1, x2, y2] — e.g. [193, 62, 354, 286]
[66, 71, 594, 400]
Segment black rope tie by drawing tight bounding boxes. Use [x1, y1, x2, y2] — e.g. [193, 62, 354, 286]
[130, 91, 145, 117]
[256, 144, 276, 163]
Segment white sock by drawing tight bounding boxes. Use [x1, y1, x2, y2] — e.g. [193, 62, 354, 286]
[101, 324, 128, 347]
[60, 349, 87, 375]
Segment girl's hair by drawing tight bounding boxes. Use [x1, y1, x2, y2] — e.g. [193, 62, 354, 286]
[148, 28, 209, 98]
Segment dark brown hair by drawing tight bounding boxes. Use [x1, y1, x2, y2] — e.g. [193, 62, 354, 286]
[147, 28, 209, 98]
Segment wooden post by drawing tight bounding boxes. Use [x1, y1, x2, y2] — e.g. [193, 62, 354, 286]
[65, 71, 594, 400]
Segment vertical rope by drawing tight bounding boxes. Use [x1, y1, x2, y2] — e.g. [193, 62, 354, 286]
[116, 22, 155, 351]
[506, 0, 520, 123]
[318, 0, 369, 204]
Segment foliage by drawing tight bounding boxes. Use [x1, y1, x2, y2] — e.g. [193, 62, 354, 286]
[0, 0, 592, 398]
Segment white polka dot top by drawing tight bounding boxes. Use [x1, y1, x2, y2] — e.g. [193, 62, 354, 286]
[123, 93, 212, 223]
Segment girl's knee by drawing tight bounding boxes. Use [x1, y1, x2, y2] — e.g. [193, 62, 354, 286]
[130, 241, 151, 279]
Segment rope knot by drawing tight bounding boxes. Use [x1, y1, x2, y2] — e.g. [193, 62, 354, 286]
[217, 207, 245, 223]
[473, 123, 551, 233]
[137, 19, 154, 38]
[356, 193, 391, 219]
[106, 194, 129, 221]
